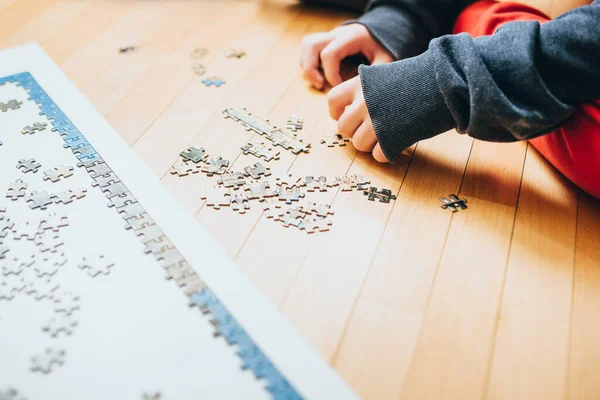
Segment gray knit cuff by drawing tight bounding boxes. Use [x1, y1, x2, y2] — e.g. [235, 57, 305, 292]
[344, 5, 429, 60]
[359, 51, 455, 163]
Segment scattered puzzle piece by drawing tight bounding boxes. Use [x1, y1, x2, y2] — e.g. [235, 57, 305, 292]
[31, 348, 66, 374]
[301, 216, 333, 233]
[261, 200, 284, 219]
[0, 219, 14, 239]
[241, 142, 280, 162]
[363, 187, 397, 203]
[42, 314, 78, 338]
[54, 291, 81, 315]
[53, 188, 87, 204]
[244, 180, 275, 201]
[26, 191, 56, 210]
[321, 133, 350, 147]
[180, 146, 208, 163]
[303, 176, 327, 192]
[231, 192, 250, 214]
[21, 122, 47, 135]
[202, 76, 226, 87]
[34, 252, 67, 277]
[43, 165, 74, 183]
[225, 48, 246, 59]
[0, 280, 24, 301]
[200, 156, 229, 176]
[243, 162, 271, 179]
[217, 172, 246, 189]
[333, 174, 370, 191]
[286, 114, 303, 132]
[277, 185, 305, 204]
[23, 279, 59, 301]
[16, 158, 41, 173]
[12, 220, 39, 240]
[0, 99, 22, 112]
[78, 254, 114, 277]
[440, 194, 468, 212]
[1, 254, 35, 276]
[201, 186, 231, 210]
[170, 159, 200, 177]
[39, 213, 68, 232]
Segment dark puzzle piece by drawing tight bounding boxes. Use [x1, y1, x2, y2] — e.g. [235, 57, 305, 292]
[440, 194, 468, 212]
[0, 99, 23, 112]
[363, 187, 397, 203]
[21, 122, 48, 135]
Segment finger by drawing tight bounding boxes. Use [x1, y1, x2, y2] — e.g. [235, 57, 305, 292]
[300, 33, 332, 89]
[327, 82, 354, 120]
[320, 38, 355, 87]
[373, 143, 390, 163]
[336, 102, 364, 138]
[352, 119, 378, 151]
[371, 51, 394, 65]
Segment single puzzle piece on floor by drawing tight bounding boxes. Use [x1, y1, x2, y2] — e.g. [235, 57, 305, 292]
[439, 194, 468, 212]
[12, 220, 39, 240]
[0, 99, 23, 112]
[1, 253, 35, 276]
[31, 348, 66, 374]
[78, 254, 114, 277]
[201, 186, 231, 210]
[202, 76, 226, 87]
[303, 176, 328, 192]
[241, 142, 280, 162]
[180, 146, 208, 163]
[274, 211, 304, 228]
[21, 122, 48, 135]
[53, 188, 87, 204]
[42, 165, 74, 183]
[53, 291, 81, 315]
[320, 133, 350, 147]
[42, 314, 78, 338]
[273, 173, 302, 188]
[244, 180, 275, 201]
[286, 114, 303, 132]
[243, 162, 271, 179]
[298, 202, 334, 218]
[200, 156, 229, 176]
[225, 48, 246, 59]
[217, 172, 246, 189]
[170, 159, 200, 177]
[23, 279, 59, 301]
[26, 191, 55, 210]
[39, 213, 68, 232]
[16, 158, 41, 173]
[34, 252, 67, 278]
[300, 216, 333, 233]
[363, 187, 397, 203]
[6, 179, 27, 201]
[231, 192, 250, 214]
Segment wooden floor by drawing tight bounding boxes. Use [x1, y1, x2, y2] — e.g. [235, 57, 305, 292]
[2, 1, 599, 399]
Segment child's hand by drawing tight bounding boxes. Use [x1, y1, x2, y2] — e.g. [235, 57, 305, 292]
[300, 24, 393, 90]
[328, 75, 388, 163]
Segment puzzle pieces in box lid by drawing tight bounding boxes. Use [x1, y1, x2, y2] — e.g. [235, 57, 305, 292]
[21, 122, 47, 135]
[200, 156, 229, 176]
[16, 158, 41, 173]
[201, 186, 231, 210]
[26, 191, 55, 210]
[1, 253, 35, 276]
[53, 187, 87, 204]
[53, 291, 81, 315]
[6, 179, 27, 201]
[78, 254, 114, 277]
[30, 348, 66, 374]
[180, 146, 208, 163]
[243, 162, 271, 179]
[43, 165, 74, 183]
[42, 313, 78, 338]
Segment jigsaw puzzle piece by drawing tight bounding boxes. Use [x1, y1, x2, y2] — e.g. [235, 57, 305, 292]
[201, 186, 231, 210]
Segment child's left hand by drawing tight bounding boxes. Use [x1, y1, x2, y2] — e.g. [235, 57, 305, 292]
[328, 75, 389, 163]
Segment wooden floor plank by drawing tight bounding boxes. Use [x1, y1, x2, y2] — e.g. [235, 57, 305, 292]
[332, 132, 473, 400]
[0, 0, 58, 40]
[1, 1, 86, 49]
[41, 1, 130, 65]
[568, 191, 600, 400]
[486, 146, 578, 400]
[399, 140, 526, 400]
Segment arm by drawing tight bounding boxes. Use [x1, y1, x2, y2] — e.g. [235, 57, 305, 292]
[352, 0, 474, 60]
[360, 1, 600, 162]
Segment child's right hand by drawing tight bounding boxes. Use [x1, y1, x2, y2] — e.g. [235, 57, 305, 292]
[300, 24, 394, 90]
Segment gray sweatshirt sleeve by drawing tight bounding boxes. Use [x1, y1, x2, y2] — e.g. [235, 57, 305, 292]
[352, 1, 473, 59]
[360, 1, 600, 163]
